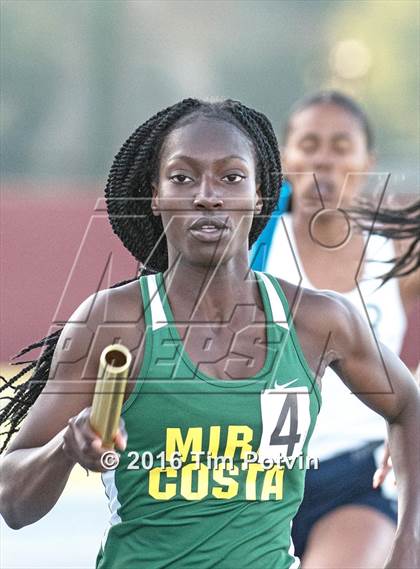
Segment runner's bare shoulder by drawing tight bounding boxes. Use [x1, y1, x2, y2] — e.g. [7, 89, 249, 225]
[5, 280, 145, 452]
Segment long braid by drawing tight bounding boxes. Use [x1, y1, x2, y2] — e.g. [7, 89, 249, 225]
[350, 199, 420, 284]
[224, 101, 282, 242]
[0, 272, 155, 451]
[1, 98, 282, 451]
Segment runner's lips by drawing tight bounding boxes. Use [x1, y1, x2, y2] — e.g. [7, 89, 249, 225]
[189, 217, 228, 231]
[305, 180, 336, 203]
[313, 179, 336, 198]
[189, 217, 230, 242]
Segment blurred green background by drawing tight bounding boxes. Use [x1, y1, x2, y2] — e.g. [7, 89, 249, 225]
[1, 0, 419, 187]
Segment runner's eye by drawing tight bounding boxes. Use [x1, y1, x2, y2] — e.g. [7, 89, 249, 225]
[333, 138, 352, 155]
[170, 174, 193, 184]
[299, 139, 317, 154]
[222, 174, 245, 183]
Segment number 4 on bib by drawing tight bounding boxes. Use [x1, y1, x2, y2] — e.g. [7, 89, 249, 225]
[269, 393, 301, 455]
[259, 386, 311, 461]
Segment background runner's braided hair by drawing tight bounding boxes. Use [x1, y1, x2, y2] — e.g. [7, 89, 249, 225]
[0, 98, 282, 451]
[350, 199, 420, 284]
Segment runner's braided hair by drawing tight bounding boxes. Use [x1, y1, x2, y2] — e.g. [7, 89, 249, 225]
[350, 199, 420, 284]
[0, 98, 282, 451]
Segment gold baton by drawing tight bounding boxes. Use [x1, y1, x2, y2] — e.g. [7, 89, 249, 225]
[90, 344, 132, 448]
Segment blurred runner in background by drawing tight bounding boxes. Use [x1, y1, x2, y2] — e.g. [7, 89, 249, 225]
[252, 91, 420, 569]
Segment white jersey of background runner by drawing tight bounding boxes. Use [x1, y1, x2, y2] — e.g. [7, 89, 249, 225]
[265, 214, 407, 462]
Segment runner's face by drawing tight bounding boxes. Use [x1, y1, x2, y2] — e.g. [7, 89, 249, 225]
[152, 117, 262, 268]
[283, 103, 374, 214]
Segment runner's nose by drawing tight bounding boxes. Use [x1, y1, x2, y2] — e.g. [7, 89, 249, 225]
[193, 180, 224, 209]
[312, 146, 334, 173]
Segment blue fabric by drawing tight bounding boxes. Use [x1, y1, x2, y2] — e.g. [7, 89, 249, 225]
[250, 181, 291, 271]
[291, 442, 397, 558]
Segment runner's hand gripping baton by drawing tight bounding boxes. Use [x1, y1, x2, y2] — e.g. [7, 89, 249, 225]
[90, 344, 132, 448]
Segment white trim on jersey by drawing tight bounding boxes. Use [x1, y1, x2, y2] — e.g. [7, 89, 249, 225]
[101, 470, 122, 549]
[147, 274, 168, 330]
[257, 271, 289, 330]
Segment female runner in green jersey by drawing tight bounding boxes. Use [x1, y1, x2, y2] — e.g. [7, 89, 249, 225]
[0, 99, 418, 569]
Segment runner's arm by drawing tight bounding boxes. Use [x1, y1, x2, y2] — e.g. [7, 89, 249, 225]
[326, 295, 419, 568]
[0, 286, 143, 529]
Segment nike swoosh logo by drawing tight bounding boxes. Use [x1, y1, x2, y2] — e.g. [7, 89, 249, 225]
[274, 378, 300, 389]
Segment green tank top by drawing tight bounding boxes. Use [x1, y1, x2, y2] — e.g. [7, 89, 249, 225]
[96, 271, 321, 569]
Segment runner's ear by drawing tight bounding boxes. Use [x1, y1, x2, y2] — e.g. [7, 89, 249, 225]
[151, 183, 160, 217]
[255, 185, 263, 214]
